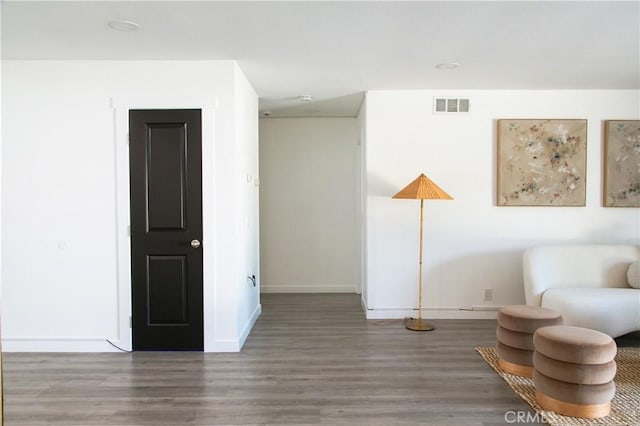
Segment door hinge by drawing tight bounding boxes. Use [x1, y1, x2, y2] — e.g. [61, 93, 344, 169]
[127, 133, 130, 145]
[129, 316, 132, 328]
[127, 225, 131, 236]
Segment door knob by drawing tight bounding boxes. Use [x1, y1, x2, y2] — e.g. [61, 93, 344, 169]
[190, 239, 201, 249]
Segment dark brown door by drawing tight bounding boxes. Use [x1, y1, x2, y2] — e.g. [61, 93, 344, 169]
[129, 109, 203, 351]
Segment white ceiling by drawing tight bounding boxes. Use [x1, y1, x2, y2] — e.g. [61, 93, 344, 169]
[2, 1, 639, 117]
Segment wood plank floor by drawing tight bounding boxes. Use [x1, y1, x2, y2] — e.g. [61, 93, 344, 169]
[3, 294, 546, 425]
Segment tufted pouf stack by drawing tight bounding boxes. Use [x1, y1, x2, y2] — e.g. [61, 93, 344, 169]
[533, 325, 617, 419]
[496, 305, 562, 378]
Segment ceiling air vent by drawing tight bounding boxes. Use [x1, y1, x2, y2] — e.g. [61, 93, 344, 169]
[433, 98, 470, 114]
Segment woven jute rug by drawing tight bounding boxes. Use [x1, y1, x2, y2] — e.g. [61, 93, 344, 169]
[476, 347, 640, 426]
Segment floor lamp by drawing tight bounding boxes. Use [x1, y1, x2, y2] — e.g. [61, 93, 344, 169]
[393, 173, 453, 331]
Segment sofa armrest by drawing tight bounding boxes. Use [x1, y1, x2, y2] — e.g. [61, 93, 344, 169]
[523, 249, 547, 306]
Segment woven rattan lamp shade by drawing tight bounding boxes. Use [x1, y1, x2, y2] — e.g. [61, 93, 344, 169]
[392, 173, 453, 200]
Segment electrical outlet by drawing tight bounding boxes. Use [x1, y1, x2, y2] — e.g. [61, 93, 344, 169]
[483, 288, 493, 302]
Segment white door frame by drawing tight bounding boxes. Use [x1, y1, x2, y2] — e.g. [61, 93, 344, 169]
[111, 96, 217, 351]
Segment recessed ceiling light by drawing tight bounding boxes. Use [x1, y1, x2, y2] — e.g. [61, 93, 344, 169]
[299, 95, 313, 102]
[108, 20, 141, 32]
[435, 62, 460, 70]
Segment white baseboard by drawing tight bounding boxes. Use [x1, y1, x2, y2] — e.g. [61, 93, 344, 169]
[238, 303, 261, 350]
[5, 305, 264, 354]
[207, 339, 240, 352]
[2, 336, 123, 352]
[365, 307, 499, 320]
[205, 303, 262, 353]
[261, 285, 356, 293]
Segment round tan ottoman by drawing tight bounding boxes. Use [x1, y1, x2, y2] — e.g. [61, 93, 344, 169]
[533, 325, 617, 419]
[496, 305, 562, 378]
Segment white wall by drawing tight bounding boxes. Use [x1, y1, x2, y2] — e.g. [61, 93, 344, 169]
[0, 41, 2, 319]
[364, 90, 640, 319]
[233, 63, 261, 344]
[259, 118, 360, 293]
[1, 60, 259, 352]
[357, 102, 367, 304]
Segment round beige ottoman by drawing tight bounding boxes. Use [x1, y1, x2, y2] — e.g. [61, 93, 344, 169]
[496, 305, 562, 378]
[533, 325, 617, 419]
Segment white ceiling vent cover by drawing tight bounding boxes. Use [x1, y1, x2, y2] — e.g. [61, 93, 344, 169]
[433, 98, 470, 114]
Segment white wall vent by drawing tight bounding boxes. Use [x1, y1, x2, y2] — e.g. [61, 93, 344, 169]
[433, 98, 470, 114]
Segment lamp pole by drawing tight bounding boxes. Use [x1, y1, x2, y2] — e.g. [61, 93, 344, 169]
[418, 199, 424, 323]
[406, 199, 434, 331]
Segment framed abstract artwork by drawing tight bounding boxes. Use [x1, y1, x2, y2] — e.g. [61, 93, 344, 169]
[497, 119, 587, 206]
[603, 120, 640, 207]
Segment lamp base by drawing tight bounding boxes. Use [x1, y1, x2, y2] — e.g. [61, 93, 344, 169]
[405, 318, 435, 331]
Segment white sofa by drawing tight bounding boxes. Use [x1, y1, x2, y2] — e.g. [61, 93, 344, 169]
[523, 244, 640, 338]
